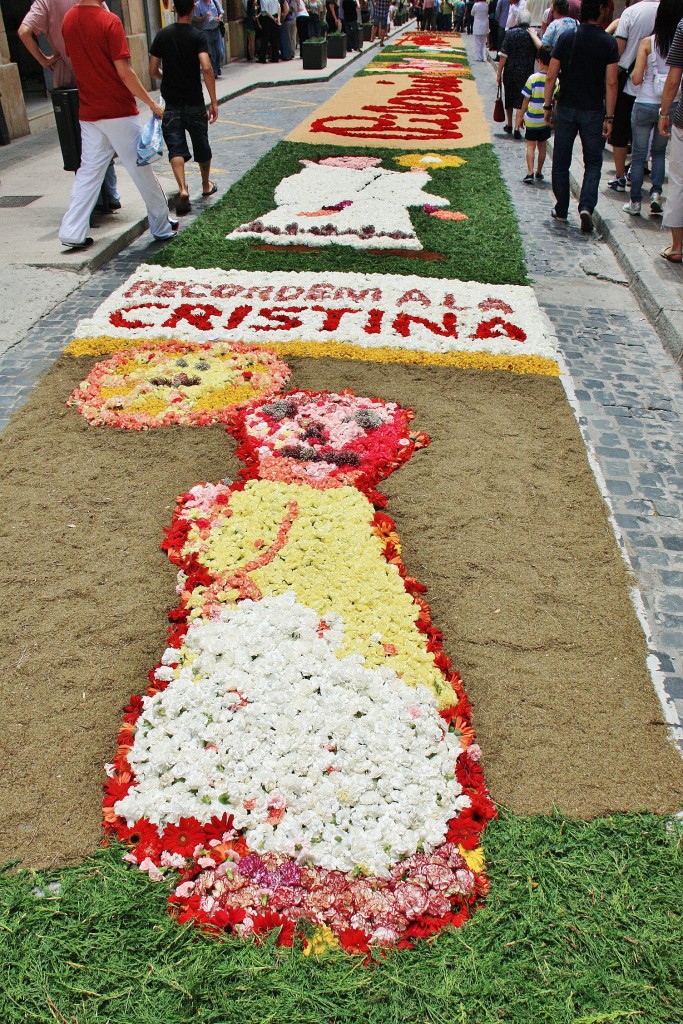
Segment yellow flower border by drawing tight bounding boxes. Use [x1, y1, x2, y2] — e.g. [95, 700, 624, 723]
[66, 336, 559, 377]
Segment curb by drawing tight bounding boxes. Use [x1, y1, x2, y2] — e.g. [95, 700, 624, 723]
[555, 138, 683, 369]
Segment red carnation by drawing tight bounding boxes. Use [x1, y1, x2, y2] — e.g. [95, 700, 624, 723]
[251, 911, 296, 947]
[103, 776, 133, 807]
[338, 928, 371, 954]
[202, 813, 234, 843]
[210, 907, 246, 931]
[123, 695, 144, 723]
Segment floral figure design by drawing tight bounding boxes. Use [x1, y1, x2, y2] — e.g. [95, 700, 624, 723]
[226, 156, 451, 250]
[102, 385, 495, 952]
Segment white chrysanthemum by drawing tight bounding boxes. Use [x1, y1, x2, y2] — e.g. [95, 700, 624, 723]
[115, 593, 467, 877]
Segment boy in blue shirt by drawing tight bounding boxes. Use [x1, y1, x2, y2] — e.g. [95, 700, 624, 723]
[516, 45, 555, 183]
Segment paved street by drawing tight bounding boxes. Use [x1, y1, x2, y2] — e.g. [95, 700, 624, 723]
[1, 31, 682, 754]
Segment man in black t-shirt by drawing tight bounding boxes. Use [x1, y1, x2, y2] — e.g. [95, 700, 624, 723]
[543, 0, 618, 233]
[149, 0, 219, 215]
[342, 0, 361, 51]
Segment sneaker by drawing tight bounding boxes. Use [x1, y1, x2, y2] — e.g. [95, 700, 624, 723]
[650, 192, 663, 215]
[579, 208, 594, 234]
[61, 236, 94, 250]
[513, 129, 522, 140]
[622, 200, 641, 216]
[523, 173, 534, 184]
[534, 172, 544, 181]
[607, 176, 627, 192]
[503, 124, 512, 134]
[551, 207, 568, 222]
[154, 220, 179, 241]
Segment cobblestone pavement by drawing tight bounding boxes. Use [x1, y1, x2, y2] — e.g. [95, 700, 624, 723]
[471, 44, 683, 748]
[2, 39, 682, 751]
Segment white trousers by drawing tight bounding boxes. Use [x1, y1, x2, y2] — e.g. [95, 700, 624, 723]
[474, 34, 487, 61]
[663, 125, 683, 230]
[59, 115, 173, 246]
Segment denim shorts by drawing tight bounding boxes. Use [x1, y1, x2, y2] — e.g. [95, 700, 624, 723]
[162, 106, 212, 164]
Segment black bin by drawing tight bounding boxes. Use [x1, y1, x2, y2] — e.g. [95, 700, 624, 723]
[51, 88, 81, 171]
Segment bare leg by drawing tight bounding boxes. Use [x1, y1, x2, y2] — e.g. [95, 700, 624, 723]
[199, 159, 213, 195]
[612, 145, 628, 179]
[536, 140, 547, 175]
[526, 141, 535, 175]
[668, 226, 683, 256]
[170, 155, 189, 201]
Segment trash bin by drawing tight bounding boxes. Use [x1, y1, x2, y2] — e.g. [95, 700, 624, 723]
[51, 88, 81, 172]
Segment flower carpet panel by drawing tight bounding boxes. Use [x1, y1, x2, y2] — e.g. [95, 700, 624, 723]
[286, 73, 490, 150]
[2, 25, 682, 991]
[357, 42, 473, 78]
[69, 266, 556, 375]
[357, 36, 472, 77]
[149, 141, 527, 284]
[96, 383, 496, 949]
[393, 31, 468, 53]
[358, 58, 473, 78]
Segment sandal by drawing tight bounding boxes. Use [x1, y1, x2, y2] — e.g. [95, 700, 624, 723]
[176, 194, 192, 216]
[202, 182, 218, 197]
[660, 245, 682, 264]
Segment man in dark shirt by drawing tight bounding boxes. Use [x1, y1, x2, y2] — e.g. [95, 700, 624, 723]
[342, 0, 361, 51]
[149, 0, 219, 215]
[543, 0, 618, 233]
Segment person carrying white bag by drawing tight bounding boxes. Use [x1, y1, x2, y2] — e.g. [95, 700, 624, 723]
[622, 0, 683, 220]
[59, 0, 178, 250]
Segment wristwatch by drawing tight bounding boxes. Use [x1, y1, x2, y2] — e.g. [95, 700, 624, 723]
[543, 104, 553, 110]
[659, 108, 670, 117]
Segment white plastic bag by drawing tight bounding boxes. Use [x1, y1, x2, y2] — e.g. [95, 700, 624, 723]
[136, 114, 164, 166]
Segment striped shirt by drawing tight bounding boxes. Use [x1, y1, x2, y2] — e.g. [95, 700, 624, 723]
[667, 18, 683, 130]
[521, 70, 556, 128]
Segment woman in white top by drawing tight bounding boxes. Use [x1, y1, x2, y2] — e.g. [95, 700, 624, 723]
[296, 0, 310, 48]
[472, 0, 489, 58]
[624, 0, 683, 217]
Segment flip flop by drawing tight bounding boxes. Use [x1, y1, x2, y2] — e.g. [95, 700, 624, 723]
[176, 195, 192, 215]
[660, 246, 682, 264]
[202, 182, 218, 197]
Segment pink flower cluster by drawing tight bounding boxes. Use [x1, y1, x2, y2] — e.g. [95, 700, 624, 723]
[172, 840, 478, 947]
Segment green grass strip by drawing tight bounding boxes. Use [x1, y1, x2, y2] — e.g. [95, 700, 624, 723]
[2, 812, 681, 1024]
[152, 140, 527, 285]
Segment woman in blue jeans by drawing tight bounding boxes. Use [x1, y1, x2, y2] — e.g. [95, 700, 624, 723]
[623, 0, 683, 218]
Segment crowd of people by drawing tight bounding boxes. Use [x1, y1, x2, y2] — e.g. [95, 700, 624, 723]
[15, 0, 683, 262]
[493, 0, 682, 260]
[250, 0, 407, 60]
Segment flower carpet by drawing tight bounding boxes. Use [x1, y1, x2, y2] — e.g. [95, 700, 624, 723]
[1, 28, 682, 1024]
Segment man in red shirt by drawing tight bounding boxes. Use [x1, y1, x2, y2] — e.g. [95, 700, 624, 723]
[18, 0, 121, 211]
[59, 0, 177, 248]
